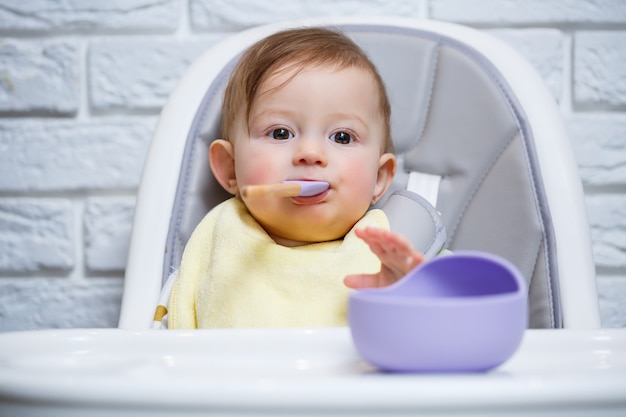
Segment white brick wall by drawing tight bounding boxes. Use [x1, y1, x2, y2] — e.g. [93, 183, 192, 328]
[0, 0, 625, 330]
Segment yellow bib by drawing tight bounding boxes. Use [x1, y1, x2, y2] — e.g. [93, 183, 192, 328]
[168, 198, 388, 328]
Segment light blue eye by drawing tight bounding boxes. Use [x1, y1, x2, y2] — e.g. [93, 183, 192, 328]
[331, 131, 353, 144]
[270, 128, 293, 140]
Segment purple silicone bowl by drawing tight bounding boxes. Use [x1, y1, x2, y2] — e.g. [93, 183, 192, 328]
[348, 251, 528, 373]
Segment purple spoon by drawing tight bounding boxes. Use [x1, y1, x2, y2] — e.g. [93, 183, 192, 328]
[283, 180, 329, 197]
[241, 181, 329, 199]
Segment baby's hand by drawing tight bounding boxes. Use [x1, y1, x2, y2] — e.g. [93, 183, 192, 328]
[344, 227, 424, 289]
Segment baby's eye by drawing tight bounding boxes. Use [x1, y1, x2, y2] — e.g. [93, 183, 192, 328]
[269, 128, 293, 140]
[330, 131, 353, 144]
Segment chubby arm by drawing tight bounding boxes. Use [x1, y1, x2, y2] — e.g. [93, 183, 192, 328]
[344, 227, 424, 289]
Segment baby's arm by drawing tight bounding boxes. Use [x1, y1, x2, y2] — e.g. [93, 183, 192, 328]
[344, 227, 424, 289]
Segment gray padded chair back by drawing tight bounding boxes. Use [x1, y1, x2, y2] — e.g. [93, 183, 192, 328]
[164, 25, 560, 329]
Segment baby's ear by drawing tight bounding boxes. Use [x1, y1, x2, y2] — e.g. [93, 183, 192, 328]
[372, 153, 396, 205]
[209, 139, 239, 194]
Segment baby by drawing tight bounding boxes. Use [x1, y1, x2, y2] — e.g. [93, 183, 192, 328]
[167, 27, 423, 329]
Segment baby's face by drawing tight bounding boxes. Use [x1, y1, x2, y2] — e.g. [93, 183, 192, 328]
[231, 65, 392, 246]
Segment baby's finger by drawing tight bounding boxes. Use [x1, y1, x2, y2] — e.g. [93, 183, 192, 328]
[344, 273, 382, 289]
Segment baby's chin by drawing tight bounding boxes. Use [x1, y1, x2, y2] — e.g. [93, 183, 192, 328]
[268, 228, 350, 248]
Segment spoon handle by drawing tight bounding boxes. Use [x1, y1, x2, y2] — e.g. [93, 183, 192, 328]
[241, 183, 301, 199]
[241, 181, 329, 199]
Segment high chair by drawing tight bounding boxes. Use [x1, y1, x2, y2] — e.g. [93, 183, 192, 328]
[120, 16, 600, 330]
[1, 17, 624, 417]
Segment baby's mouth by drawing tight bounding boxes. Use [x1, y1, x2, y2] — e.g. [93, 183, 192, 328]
[285, 180, 330, 204]
[291, 188, 330, 205]
[283, 180, 329, 197]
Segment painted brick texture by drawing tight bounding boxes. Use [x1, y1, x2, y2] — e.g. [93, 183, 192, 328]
[0, 40, 78, 115]
[575, 31, 626, 108]
[0, 0, 624, 330]
[0, 199, 74, 272]
[190, 0, 423, 30]
[430, 0, 626, 24]
[84, 197, 136, 272]
[0, 118, 155, 191]
[89, 38, 221, 111]
[0, 0, 180, 32]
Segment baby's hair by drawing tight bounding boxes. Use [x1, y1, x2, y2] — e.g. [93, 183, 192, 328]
[220, 27, 394, 153]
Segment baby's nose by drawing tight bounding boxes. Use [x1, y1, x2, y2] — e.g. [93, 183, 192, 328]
[293, 137, 327, 166]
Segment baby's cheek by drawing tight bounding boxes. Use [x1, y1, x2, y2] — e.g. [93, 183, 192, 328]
[237, 158, 278, 185]
[345, 167, 378, 196]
